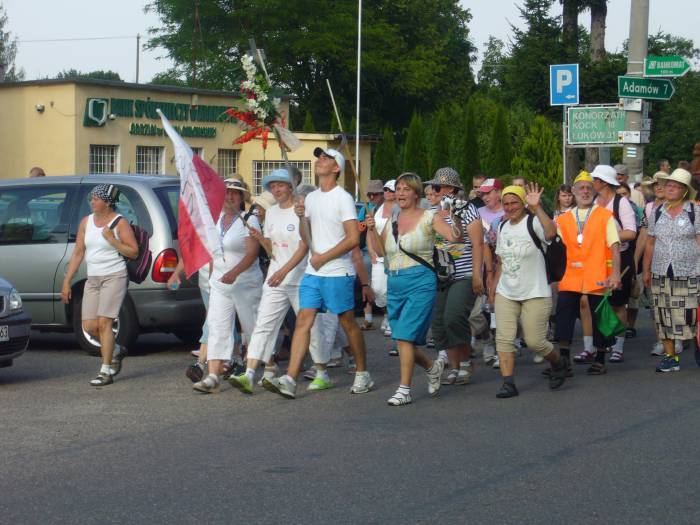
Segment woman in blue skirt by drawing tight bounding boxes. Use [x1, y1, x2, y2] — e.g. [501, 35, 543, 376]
[366, 172, 463, 406]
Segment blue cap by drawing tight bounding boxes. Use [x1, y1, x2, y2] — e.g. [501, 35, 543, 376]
[262, 168, 292, 191]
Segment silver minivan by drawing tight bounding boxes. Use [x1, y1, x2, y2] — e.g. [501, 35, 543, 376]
[0, 175, 205, 354]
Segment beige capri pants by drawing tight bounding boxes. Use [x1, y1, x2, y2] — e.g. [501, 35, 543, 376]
[82, 270, 129, 320]
[495, 294, 553, 356]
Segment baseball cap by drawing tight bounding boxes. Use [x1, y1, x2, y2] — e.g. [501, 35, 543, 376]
[477, 178, 504, 193]
[613, 164, 628, 176]
[313, 147, 345, 174]
[383, 179, 396, 192]
[591, 165, 620, 186]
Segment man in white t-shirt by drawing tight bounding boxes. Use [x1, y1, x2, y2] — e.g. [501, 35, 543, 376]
[263, 148, 374, 399]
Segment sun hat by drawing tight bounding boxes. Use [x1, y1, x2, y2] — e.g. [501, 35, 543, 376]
[253, 191, 277, 210]
[366, 179, 384, 194]
[591, 165, 620, 186]
[502, 185, 526, 204]
[224, 178, 251, 197]
[657, 168, 697, 200]
[423, 167, 464, 190]
[573, 171, 593, 185]
[383, 179, 396, 192]
[262, 168, 292, 192]
[313, 147, 345, 174]
[613, 164, 628, 177]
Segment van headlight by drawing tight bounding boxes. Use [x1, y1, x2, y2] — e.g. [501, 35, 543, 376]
[9, 289, 23, 311]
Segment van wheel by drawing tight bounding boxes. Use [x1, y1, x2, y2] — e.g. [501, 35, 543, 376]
[73, 295, 139, 356]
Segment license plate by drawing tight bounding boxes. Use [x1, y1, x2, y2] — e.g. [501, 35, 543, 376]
[0, 325, 8, 342]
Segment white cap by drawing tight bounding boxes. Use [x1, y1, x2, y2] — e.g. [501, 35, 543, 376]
[383, 179, 396, 192]
[313, 147, 345, 175]
[591, 165, 620, 186]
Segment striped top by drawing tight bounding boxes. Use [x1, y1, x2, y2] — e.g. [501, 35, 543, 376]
[384, 210, 437, 271]
[436, 202, 480, 279]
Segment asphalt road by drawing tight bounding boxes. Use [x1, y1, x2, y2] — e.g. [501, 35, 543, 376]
[2, 315, 700, 525]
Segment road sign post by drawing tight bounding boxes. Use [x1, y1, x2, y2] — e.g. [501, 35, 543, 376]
[618, 76, 675, 101]
[644, 55, 691, 77]
[550, 64, 579, 183]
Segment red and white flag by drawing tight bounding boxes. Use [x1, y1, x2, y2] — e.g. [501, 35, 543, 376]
[157, 109, 225, 278]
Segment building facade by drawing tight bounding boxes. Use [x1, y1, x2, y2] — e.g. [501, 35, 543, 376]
[0, 79, 373, 196]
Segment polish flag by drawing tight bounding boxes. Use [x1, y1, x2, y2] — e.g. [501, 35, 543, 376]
[157, 109, 225, 278]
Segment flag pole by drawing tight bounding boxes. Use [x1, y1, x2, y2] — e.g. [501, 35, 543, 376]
[355, 0, 362, 201]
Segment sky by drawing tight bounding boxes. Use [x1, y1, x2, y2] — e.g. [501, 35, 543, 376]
[3, 0, 699, 83]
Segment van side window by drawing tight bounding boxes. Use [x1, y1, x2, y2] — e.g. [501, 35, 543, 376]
[73, 185, 153, 238]
[0, 186, 73, 244]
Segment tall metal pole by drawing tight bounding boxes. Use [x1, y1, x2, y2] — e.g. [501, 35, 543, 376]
[135, 34, 141, 83]
[354, 0, 362, 200]
[562, 106, 567, 184]
[622, 0, 649, 178]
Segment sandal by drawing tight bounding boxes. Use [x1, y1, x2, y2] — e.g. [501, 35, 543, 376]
[110, 346, 128, 377]
[89, 372, 113, 386]
[441, 368, 459, 385]
[609, 350, 624, 363]
[573, 350, 595, 364]
[587, 362, 607, 375]
[387, 390, 412, 406]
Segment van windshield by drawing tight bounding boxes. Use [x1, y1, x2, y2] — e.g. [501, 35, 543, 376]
[154, 186, 179, 239]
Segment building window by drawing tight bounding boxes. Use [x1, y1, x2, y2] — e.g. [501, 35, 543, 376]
[136, 146, 164, 174]
[89, 145, 119, 174]
[252, 161, 312, 194]
[192, 147, 203, 158]
[217, 149, 238, 179]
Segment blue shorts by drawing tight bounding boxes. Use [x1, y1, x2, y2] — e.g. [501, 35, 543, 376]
[299, 274, 355, 314]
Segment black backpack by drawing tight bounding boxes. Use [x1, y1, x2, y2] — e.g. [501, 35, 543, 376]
[499, 214, 566, 283]
[109, 216, 152, 284]
[654, 202, 696, 226]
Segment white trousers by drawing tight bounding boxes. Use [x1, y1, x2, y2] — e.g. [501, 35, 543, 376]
[207, 277, 261, 361]
[246, 283, 327, 365]
[371, 261, 388, 308]
[317, 312, 348, 359]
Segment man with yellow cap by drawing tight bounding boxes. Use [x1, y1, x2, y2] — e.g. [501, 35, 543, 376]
[553, 171, 622, 376]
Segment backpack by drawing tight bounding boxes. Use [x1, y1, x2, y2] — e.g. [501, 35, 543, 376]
[654, 202, 696, 226]
[391, 211, 456, 286]
[243, 205, 270, 277]
[109, 216, 152, 284]
[499, 213, 566, 284]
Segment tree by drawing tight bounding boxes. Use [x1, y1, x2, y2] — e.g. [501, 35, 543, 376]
[429, 109, 451, 174]
[55, 69, 123, 81]
[511, 116, 562, 191]
[302, 110, 316, 132]
[372, 128, 399, 181]
[478, 36, 506, 90]
[486, 106, 512, 178]
[0, 4, 23, 81]
[403, 112, 429, 179]
[146, 0, 477, 131]
[459, 100, 480, 185]
[560, 0, 580, 62]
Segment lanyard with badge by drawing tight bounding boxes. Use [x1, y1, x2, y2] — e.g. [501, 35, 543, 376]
[574, 207, 592, 245]
[219, 214, 240, 261]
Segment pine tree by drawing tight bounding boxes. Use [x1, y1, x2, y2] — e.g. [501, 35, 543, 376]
[460, 100, 480, 185]
[486, 106, 512, 178]
[403, 112, 429, 179]
[429, 109, 451, 175]
[302, 110, 316, 132]
[511, 116, 562, 191]
[373, 128, 399, 181]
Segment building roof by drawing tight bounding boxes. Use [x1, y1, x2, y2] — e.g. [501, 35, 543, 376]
[0, 77, 290, 99]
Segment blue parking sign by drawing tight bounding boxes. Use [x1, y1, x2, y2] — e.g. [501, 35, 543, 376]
[550, 64, 579, 106]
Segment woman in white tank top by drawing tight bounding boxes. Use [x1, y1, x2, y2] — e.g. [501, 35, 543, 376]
[61, 184, 138, 387]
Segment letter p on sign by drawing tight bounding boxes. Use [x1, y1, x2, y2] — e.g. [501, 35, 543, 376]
[550, 64, 579, 106]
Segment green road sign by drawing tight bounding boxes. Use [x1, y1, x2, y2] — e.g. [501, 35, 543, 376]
[618, 76, 675, 101]
[568, 106, 625, 145]
[644, 55, 691, 78]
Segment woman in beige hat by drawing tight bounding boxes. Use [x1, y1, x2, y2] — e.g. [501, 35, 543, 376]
[643, 168, 700, 372]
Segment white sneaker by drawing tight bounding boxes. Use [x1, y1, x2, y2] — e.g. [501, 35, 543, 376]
[262, 375, 296, 399]
[483, 344, 496, 364]
[675, 339, 684, 354]
[492, 356, 500, 369]
[383, 327, 392, 337]
[350, 371, 374, 394]
[426, 359, 445, 396]
[533, 354, 545, 364]
[651, 342, 665, 356]
[387, 389, 412, 406]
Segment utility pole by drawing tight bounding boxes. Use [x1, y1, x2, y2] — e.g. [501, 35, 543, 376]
[135, 34, 141, 84]
[622, 0, 649, 178]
